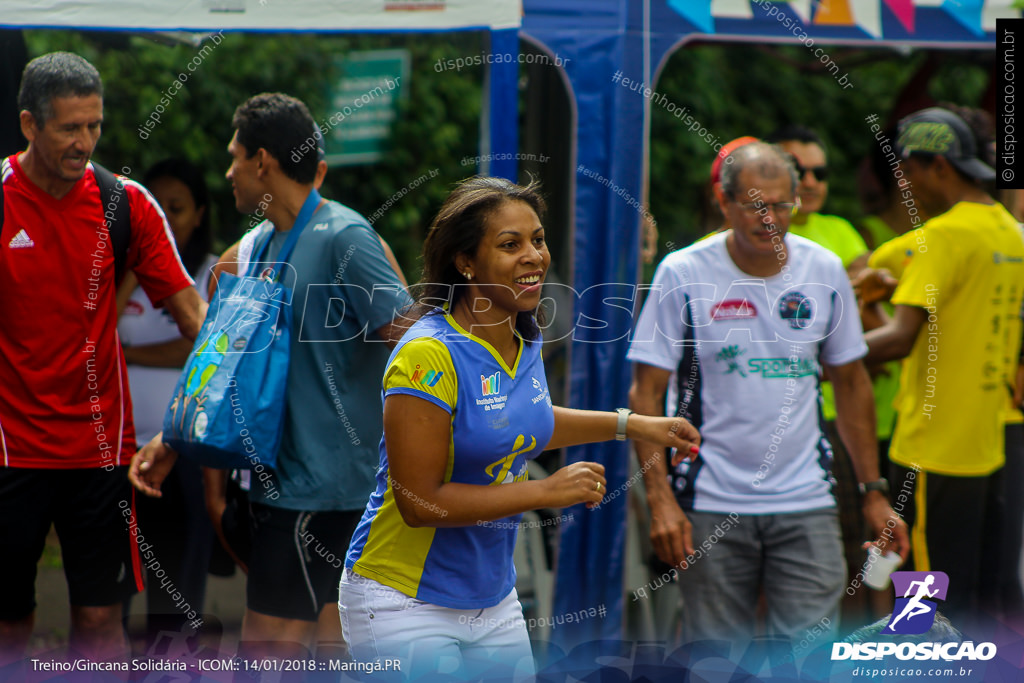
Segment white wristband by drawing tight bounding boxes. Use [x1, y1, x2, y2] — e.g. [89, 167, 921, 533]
[615, 408, 633, 441]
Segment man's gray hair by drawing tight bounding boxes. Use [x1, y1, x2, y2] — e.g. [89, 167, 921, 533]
[18, 52, 103, 127]
[720, 142, 798, 198]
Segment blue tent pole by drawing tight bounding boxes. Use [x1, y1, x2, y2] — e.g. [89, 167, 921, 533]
[483, 28, 519, 181]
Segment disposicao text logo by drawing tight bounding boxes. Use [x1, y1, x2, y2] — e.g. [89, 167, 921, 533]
[831, 570, 997, 663]
[885, 571, 948, 635]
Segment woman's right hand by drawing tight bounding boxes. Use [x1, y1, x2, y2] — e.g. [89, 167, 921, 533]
[542, 461, 607, 509]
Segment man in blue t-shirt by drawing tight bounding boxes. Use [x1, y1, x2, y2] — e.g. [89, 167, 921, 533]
[131, 93, 410, 656]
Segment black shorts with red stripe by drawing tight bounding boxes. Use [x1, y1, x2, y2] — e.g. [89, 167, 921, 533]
[0, 466, 144, 619]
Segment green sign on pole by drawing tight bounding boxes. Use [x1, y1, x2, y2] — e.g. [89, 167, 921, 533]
[324, 49, 409, 166]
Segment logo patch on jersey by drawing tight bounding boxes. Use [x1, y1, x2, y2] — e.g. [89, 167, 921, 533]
[481, 371, 501, 396]
[8, 228, 34, 248]
[994, 251, 1024, 264]
[901, 248, 914, 269]
[411, 364, 444, 387]
[714, 345, 747, 376]
[530, 376, 550, 405]
[711, 299, 757, 320]
[778, 291, 813, 329]
[485, 434, 536, 485]
[313, 223, 328, 231]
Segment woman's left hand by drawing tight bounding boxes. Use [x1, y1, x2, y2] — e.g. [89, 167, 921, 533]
[626, 414, 701, 466]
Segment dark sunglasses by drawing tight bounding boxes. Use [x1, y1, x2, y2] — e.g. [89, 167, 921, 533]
[792, 159, 828, 182]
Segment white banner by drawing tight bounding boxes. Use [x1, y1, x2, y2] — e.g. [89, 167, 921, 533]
[0, 0, 521, 32]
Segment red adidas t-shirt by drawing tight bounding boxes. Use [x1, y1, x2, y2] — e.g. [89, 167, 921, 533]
[0, 155, 193, 468]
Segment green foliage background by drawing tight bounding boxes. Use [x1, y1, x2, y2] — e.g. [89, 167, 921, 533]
[649, 44, 991, 268]
[23, 29, 487, 278]
[22, 31, 992, 283]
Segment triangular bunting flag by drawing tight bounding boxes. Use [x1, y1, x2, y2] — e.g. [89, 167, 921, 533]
[667, 0, 714, 33]
[883, 0, 916, 33]
[814, 0, 855, 25]
[850, 0, 883, 37]
[711, 0, 753, 19]
[786, 0, 814, 23]
[941, 0, 984, 35]
[983, 0, 1023, 32]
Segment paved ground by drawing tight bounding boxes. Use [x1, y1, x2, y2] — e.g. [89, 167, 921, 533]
[31, 527, 247, 658]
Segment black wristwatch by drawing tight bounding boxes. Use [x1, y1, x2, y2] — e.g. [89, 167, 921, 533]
[858, 478, 890, 496]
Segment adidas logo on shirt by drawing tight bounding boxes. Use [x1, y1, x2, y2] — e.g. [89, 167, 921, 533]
[8, 229, 34, 248]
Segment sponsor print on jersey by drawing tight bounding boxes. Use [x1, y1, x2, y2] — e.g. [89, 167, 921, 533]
[477, 371, 507, 411]
[993, 251, 1024, 264]
[411, 364, 444, 387]
[747, 357, 818, 378]
[8, 228, 34, 248]
[530, 376, 551, 406]
[711, 299, 757, 320]
[484, 433, 535, 485]
[778, 291, 813, 329]
[481, 371, 500, 396]
[714, 345, 747, 376]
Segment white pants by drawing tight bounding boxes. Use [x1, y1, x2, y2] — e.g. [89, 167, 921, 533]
[339, 568, 535, 681]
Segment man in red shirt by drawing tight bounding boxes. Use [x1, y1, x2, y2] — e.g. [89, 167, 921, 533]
[0, 52, 204, 665]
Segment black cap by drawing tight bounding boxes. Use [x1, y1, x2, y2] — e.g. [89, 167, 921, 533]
[897, 107, 995, 181]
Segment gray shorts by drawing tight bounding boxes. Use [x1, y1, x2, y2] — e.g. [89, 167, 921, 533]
[678, 507, 845, 645]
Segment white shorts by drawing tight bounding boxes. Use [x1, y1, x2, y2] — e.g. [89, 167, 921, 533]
[339, 568, 535, 681]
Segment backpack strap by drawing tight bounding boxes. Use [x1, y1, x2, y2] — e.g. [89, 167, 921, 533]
[91, 162, 132, 286]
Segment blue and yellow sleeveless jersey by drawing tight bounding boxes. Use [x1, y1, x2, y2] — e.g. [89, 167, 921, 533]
[346, 309, 555, 609]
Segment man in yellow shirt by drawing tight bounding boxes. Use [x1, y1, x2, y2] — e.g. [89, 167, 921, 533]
[864, 108, 1024, 627]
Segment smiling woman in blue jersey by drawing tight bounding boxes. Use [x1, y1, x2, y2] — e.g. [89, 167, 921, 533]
[340, 177, 701, 680]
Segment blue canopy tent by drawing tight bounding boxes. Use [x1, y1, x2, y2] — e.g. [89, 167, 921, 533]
[519, 0, 1018, 653]
[0, 0, 523, 178]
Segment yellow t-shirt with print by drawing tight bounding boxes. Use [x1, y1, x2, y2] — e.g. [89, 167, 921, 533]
[888, 201, 1024, 475]
[871, 223, 1024, 429]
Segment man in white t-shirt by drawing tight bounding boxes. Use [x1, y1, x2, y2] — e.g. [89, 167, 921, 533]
[627, 142, 908, 645]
